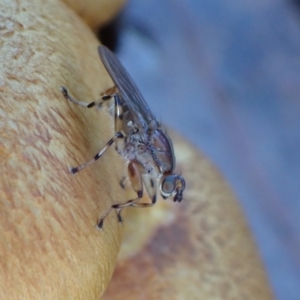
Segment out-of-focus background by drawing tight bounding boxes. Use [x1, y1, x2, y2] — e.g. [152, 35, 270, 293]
[99, 1, 300, 299]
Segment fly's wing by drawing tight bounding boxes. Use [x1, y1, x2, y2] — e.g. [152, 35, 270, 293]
[98, 46, 157, 131]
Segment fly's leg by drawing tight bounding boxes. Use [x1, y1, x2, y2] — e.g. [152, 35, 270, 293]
[96, 162, 140, 229]
[99, 86, 118, 102]
[69, 132, 123, 174]
[60, 86, 117, 108]
[65, 92, 125, 174]
[118, 174, 158, 211]
[141, 175, 158, 205]
[97, 163, 158, 229]
[97, 161, 143, 229]
[113, 174, 159, 223]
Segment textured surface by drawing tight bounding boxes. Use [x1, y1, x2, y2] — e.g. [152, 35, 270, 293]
[0, 0, 273, 299]
[102, 133, 272, 299]
[0, 0, 125, 299]
[109, 1, 300, 298]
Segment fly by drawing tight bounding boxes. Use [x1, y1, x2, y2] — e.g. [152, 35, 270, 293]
[60, 45, 186, 229]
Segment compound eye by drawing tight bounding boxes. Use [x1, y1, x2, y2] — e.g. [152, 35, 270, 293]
[161, 175, 176, 195]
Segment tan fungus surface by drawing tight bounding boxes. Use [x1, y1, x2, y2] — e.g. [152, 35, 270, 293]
[0, 0, 273, 299]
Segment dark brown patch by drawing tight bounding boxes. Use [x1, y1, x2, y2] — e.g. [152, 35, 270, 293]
[128, 162, 136, 178]
[102, 95, 111, 101]
[137, 190, 143, 198]
[87, 102, 95, 108]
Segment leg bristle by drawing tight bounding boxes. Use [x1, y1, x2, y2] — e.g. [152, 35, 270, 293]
[60, 86, 68, 97]
[87, 102, 95, 108]
[97, 219, 104, 230]
[102, 95, 112, 101]
[69, 167, 79, 175]
[117, 212, 123, 224]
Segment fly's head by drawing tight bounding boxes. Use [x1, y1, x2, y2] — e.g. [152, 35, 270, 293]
[160, 174, 185, 202]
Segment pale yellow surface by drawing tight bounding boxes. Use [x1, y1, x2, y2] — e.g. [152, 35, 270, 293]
[62, 0, 126, 28]
[0, 0, 125, 299]
[0, 0, 273, 299]
[103, 133, 274, 299]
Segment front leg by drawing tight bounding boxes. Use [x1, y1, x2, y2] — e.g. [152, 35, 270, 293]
[60, 85, 117, 108]
[64, 90, 125, 175]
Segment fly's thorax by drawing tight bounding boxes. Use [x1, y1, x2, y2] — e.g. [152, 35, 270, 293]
[125, 134, 160, 176]
[120, 110, 175, 177]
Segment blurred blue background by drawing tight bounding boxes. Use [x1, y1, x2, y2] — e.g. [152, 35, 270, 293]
[101, 0, 300, 299]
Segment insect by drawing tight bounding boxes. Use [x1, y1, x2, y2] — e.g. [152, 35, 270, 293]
[60, 45, 185, 229]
